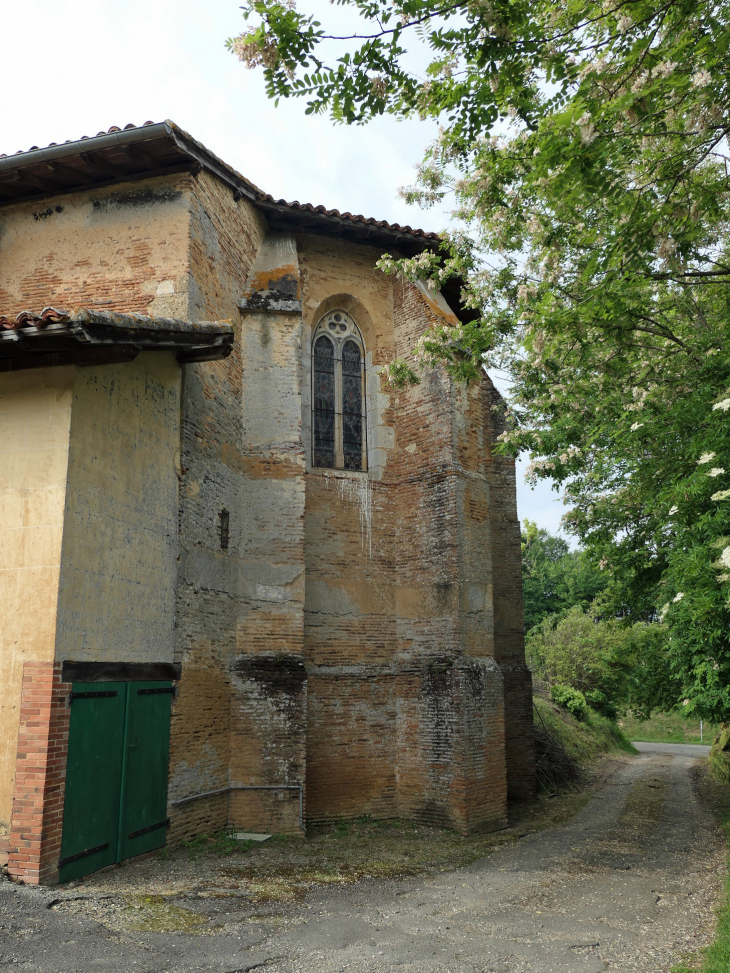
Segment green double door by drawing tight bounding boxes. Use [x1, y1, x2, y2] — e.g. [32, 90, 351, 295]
[59, 681, 172, 883]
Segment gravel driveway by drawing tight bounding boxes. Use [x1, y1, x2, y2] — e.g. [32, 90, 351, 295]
[0, 744, 725, 973]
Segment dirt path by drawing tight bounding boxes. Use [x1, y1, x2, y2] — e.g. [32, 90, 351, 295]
[0, 745, 725, 973]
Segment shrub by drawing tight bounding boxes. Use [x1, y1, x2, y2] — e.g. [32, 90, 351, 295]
[551, 684, 589, 721]
[709, 724, 730, 786]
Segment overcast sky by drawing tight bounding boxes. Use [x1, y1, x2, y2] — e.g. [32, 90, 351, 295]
[5, 0, 570, 538]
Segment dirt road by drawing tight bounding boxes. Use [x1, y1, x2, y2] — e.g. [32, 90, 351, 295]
[0, 744, 725, 972]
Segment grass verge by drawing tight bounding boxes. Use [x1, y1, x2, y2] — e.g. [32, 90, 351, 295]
[619, 711, 718, 745]
[534, 696, 637, 766]
[672, 769, 730, 972]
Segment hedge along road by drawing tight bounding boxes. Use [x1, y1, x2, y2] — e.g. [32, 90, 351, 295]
[0, 743, 725, 973]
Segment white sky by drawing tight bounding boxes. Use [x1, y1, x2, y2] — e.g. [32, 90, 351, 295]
[5, 0, 569, 537]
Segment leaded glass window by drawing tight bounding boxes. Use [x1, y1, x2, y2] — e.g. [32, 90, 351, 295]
[311, 311, 366, 471]
[313, 335, 336, 468]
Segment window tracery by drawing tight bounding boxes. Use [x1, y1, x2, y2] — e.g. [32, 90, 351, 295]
[311, 310, 366, 471]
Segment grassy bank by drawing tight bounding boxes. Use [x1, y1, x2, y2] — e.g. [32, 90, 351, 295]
[619, 711, 718, 745]
[534, 695, 637, 766]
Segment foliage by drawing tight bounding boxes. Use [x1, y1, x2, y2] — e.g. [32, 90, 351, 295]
[550, 683, 589, 721]
[230, 1, 730, 718]
[528, 603, 681, 718]
[708, 725, 730, 785]
[521, 520, 606, 630]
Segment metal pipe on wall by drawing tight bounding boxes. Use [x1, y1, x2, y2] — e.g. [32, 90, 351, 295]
[170, 783, 304, 830]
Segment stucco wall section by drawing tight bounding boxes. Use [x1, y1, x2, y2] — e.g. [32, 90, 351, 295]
[0, 175, 194, 320]
[54, 353, 182, 663]
[0, 369, 72, 829]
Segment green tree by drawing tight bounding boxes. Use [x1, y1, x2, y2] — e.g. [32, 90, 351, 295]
[527, 604, 681, 718]
[229, 1, 730, 719]
[521, 520, 606, 631]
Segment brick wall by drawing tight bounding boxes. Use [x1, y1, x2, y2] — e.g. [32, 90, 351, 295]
[7, 662, 70, 885]
[171, 182, 309, 835]
[484, 377, 537, 804]
[296, 250, 524, 834]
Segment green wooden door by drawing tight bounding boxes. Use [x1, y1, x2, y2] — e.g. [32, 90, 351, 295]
[59, 683, 127, 882]
[59, 680, 172, 883]
[119, 683, 172, 861]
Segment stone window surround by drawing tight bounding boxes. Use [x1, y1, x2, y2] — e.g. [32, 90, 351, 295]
[310, 309, 367, 472]
[302, 294, 393, 482]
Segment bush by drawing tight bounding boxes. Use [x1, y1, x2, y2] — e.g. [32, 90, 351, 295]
[709, 724, 730, 786]
[551, 684, 589, 721]
[527, 603, 680, 721]
[585, 688, 617, 720]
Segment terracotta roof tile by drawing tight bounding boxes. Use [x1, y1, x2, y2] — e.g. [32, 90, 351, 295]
[257, 193, 439, 243]
[0, 121, 441, 245]
[0, 122, 157, 159]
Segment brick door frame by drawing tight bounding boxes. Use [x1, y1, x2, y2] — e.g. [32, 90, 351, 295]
[7, 662, 71, 885]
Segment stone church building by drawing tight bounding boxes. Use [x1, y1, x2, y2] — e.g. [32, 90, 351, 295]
[0, 121, 534, 884]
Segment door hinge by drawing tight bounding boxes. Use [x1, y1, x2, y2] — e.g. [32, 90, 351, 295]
[69, 690, 118, 703]
[128, 819, 170, 840]
[59, 842, 110, 867]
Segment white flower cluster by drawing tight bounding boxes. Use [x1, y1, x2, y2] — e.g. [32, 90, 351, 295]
[673, 592, 684, 603]
[631, 70, 651, 93]
[557, 446, 581, 463]
[574, 111, 597, 145]
[713, 397, 730, 411]
[718, 546, 730, 570]
[697, 452, 717, 464]
[630, 421, 644, 432]
[707, 468, 725, 478]
[668, 505, 678, 515]
[656, 236, 678, 260]
[692, 69, 712, 89]
[653, 61, 677, 79]
[231, 33, 281, 71]
[712, 489, 730, 501]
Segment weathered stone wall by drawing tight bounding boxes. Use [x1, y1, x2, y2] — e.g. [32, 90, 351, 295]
[297, 241, 515, 833]
[171, 177, 307, 837]
[0, 163, 533, 853]
[0, 370, 73, 829]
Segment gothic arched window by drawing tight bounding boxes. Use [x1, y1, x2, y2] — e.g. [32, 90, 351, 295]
[312, 310, 366, 471]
